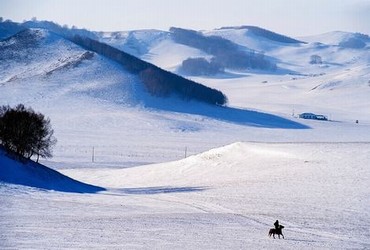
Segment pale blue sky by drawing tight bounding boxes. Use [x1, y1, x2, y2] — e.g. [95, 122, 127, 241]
[1, 0, 369, 36]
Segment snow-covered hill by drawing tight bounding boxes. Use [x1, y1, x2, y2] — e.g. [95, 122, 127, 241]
[96, 26, 370, 121]
[98, 29, 169, 58]
[300, 31, 370, 47]
[0, 28, 140, 105]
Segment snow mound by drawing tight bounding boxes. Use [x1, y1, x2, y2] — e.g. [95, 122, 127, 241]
[0, 148, 104, 193]
[64, 142, 301, 189]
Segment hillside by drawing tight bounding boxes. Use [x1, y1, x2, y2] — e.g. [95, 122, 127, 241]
[0, 28, 227, 106]
[170, 27, 277, 72]
[300, 31, 370, 47]
[98, 29, 168, 57]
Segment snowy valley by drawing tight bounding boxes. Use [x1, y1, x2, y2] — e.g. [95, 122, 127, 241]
[0, 20, 370, 249]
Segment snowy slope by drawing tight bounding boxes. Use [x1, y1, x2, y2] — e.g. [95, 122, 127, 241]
[99, 29, 211, 72]
[1, 142, 369, 249]
[0, 28, 140, 105]
[203, 26, 303, 53]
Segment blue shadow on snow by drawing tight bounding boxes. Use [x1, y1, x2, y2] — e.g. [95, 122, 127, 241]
[0, 148, 105, 194]
[113, 186, 207, 195]
[144, 98, 310, 129]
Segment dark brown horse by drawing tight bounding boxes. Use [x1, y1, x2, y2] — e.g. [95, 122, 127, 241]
[268, 225, 284, 239]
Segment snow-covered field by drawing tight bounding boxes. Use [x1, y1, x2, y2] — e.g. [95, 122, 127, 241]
[1, 25, 370, 249]
[1, 142, 369, 249]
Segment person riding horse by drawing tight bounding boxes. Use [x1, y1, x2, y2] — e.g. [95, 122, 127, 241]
[269, 220, 285, 239]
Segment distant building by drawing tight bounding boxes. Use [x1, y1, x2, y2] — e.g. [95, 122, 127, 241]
[299, 113, 328, 121]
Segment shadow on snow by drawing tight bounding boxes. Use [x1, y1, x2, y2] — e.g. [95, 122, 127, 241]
[0, 148, 105, 194]
[144, 98, 310, 129]
[107, 186, 207, 195]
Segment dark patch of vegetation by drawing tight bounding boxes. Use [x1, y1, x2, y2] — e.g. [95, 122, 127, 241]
[339, 37, 366, 49]
[0, 18, 98, 41]
[170, 27, 276, 71]
[309, 55, 322, 64]
[180, 57, 224, 76]
[0, 104, 57, 162]
[0, 18, 25, 40]
[353, 33, 370, 41]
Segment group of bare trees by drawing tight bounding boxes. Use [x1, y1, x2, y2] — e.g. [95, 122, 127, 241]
[180, 57, 224, 76]
[0, 104, 56, 162]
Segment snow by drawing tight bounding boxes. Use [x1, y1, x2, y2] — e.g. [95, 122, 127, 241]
[98, 29, 168, 58]
[1, 142, 369, 249]
[299, 31, 370, 46]
[142, 39, 210, 72]
[203, 27, 301, 52]
[1, 27, 370, 249]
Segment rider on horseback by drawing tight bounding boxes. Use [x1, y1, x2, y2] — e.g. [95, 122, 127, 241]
[269, 220, 285, 239]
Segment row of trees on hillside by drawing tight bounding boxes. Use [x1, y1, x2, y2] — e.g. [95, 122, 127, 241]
[72, 35, 228, 105]
[0, 18, 98, 41]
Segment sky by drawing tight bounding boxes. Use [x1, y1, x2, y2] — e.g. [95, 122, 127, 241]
[0, 0, 369, 37]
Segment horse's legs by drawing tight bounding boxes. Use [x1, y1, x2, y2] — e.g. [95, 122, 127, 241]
[281, 233, 284, 239]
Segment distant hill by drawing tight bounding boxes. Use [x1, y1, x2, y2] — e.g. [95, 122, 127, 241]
[0, 19, 98, 40]
[219, 25, 304, 44]
[300, 31, 370, 47]
[170, 27, 277, 71]
[98, 30, 169, 58]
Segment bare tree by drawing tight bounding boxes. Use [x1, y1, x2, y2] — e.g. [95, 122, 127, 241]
[310, 55, 322, 64]
[0, 104, 57, 162]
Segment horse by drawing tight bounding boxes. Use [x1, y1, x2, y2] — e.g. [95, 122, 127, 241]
[268, 225, 284, 239]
